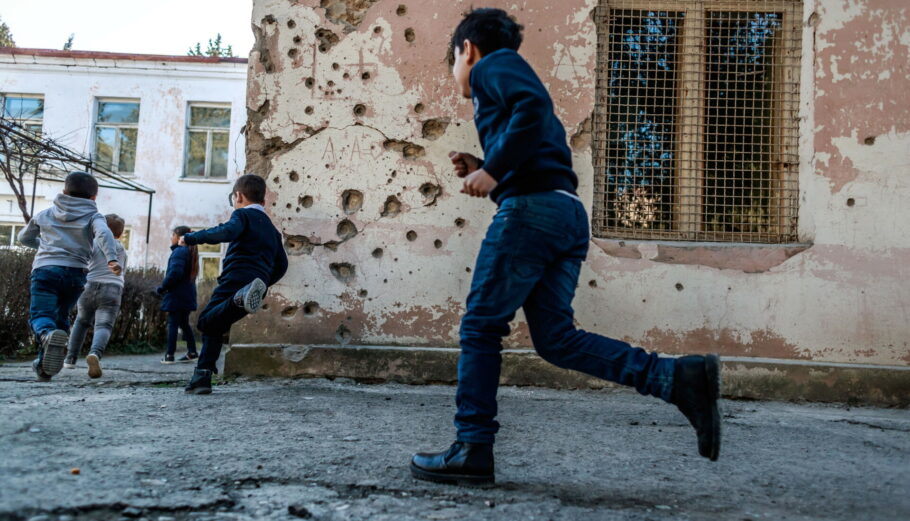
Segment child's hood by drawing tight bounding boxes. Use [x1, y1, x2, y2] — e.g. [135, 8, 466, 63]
[51, 193, 99, 222]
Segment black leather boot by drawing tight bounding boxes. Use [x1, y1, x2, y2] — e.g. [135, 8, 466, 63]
[672, 354, 721, 461]
[410, 441, 494, 486]
[185, 368, 213, 395]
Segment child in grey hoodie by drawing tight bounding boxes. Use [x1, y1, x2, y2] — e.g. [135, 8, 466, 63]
[64, 214, 128, 379]
[17, 172, 123, 382]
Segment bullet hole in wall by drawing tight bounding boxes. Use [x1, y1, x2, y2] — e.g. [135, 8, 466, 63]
[288, 48, 299, 58]
[406, 230, 417, 241]
[434, 239, 443, 249]
[381, 195, 401, 217]
[421, 118, 450, 140]
[382, 139, 425, 160]
[358, 289, 368, 297]
[675, 283, 684, 291]
[361, 71, 371, 80]
[343, 72, 350, 79]
[323, 241, 340, 252]
[847, 198, 855, 207]
[589, 280, 597, 288]
[293, 35, 302, 44]
[372, 247, 384, 258]
[327, 80, 336, 87]
[287, 19, 297, 29]
[330, 263, 356, 283]
[305, 77, 315, 88]
[353, 104, 367, 117]
[414, 103, 425, 114]
[466, 267, 472, 273]
[404, 28, 416, 43]
[315, 28, 340, 53]
[305, 106, 314, 114]
[281, 305, 298, 317]
[286, 203, 292, 209]
[285, 235, 314, 255]
[300, 195, 314, 208]
[373, 26, 382, 34]
[454, 218, 465, 228]
[336, 219, 358, 240]
[303, 301, 319, 315]
[335, 324, 352, 345]
[341, 189, 364, 214]
[396, 4, 407, 16]
[332, 62, 340, 70]
[419, 183, 441, 205]
[289, 171, 299, 182]
[863, 136, 876, 146]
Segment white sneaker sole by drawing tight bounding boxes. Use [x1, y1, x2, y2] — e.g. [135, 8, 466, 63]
[40, 330, 69, 376]
[242, 278, 267, 314]
[86, 353, 102, 379]
[63, 363, 76, 369]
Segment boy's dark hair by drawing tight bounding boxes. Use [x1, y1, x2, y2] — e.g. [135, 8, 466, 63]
[450, 8, 523, 58]
[64, 171, 99, 199]
[105, 214, 125, 238]
[232, 174, 266, 204]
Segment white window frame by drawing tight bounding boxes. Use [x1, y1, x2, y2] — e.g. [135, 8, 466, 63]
[93, 98, 140, 175]
[195, 239, 225, 282]
[1, 93, 44, 135]
[0, 222, 25, 248]
[183, 102, 231, 179]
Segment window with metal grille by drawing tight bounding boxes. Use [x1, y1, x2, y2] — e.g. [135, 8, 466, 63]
[592, 0, 801, 243]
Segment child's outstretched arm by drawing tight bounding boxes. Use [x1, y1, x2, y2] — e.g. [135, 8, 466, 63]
[182, 212, 244, 246]
[474, 57, 550, 181]
[269, 243, 289, 286]
[90, 215, 123, 275]
[16, 218, 40, 249]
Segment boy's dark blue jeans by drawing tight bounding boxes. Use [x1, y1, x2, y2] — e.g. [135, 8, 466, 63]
[195, 277, 250, 372]
[455, 192, 676, 444]
[166, 310, 197, 357]
[29, 266, 87, 342]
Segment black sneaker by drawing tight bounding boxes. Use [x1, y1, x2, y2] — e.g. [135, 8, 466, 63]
[161, 354, 176, 365]
[672, 354, 722, 461]
[185, 368, 213, 395]
[410, 441, 495, 486]
[177, 352, 198, 363]
[233, 278, 267, 313]
[32, 359, 52, 382]
[39, 330, 69, 377]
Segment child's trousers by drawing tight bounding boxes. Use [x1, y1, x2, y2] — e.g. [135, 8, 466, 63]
[195, 277, 250, 372]
[454, 192, 677, 445]
[67, 281, 123, 360]
[29, 266, 86, 340]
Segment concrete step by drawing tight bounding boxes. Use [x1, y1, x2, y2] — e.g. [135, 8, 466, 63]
[224, 344, 910, 407]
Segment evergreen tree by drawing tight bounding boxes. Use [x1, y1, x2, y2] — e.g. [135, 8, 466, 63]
[0, 16, 15, 47]
[187, 33, 235, 57]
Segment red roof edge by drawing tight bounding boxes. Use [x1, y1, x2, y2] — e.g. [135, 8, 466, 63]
[0, 47, 248, 64]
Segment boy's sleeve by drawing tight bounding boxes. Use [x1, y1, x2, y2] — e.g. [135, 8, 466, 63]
[91, 214, 122, 263]
[17, 217, 40, 249]
[474, 56, 552, 181]
[269, 238, 289, 286]
[183, 211, 244, 246]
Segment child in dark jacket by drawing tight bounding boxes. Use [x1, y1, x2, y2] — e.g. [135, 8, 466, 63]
[409, 9, 721, 486]
[157, 225, 199, 364]
[180, 174, 288, 394]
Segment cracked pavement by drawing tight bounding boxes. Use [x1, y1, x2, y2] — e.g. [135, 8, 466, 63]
[1, 354, 909, 521]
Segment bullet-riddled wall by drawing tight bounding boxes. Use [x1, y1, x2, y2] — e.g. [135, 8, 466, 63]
[237, 0, 910, 368]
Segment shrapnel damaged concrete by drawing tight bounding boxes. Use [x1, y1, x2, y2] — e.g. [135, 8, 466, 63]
[2, 354, 909, 520]
[224, 344, 910, 407]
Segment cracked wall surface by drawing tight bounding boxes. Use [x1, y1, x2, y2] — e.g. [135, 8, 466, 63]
[239, 0, 910, 366]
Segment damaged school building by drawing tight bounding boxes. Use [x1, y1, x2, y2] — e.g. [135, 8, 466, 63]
[229, 0, 909, 405]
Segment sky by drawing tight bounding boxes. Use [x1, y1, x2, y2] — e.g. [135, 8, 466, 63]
[0, 0, 255, 57]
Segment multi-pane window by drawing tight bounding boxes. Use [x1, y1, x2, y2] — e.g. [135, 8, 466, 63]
[0, 222, 24, 247]
[118, 228, 131, 251]
[592, 1, 801, 243]
[184, 104, 230, 179]
[93, 100, 140, 174]
[2, 94, 44, 135]
[196, 242, 224, 281]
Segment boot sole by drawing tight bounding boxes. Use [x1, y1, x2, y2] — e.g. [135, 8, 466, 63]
[242, 278, 267, 314]
[86, 353, 102, 379]
[409, 462, 494, 487]
[41, 330, 69, 376]
[705, 354, 722, 462]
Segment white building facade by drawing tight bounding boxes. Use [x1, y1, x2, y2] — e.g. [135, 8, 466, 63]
[0, 48, 248, 274]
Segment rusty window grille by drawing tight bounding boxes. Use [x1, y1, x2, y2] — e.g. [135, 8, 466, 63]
[592, 0, 801, 243]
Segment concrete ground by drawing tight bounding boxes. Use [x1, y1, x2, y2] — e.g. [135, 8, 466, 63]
[1, 354, 908, 521]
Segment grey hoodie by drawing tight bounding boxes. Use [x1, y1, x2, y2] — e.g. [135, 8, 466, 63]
[17, 194, 121, 272]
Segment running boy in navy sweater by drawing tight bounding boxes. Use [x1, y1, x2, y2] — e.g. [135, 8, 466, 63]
[180, 174, 288, 394]
[410, 9, 721, 486]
